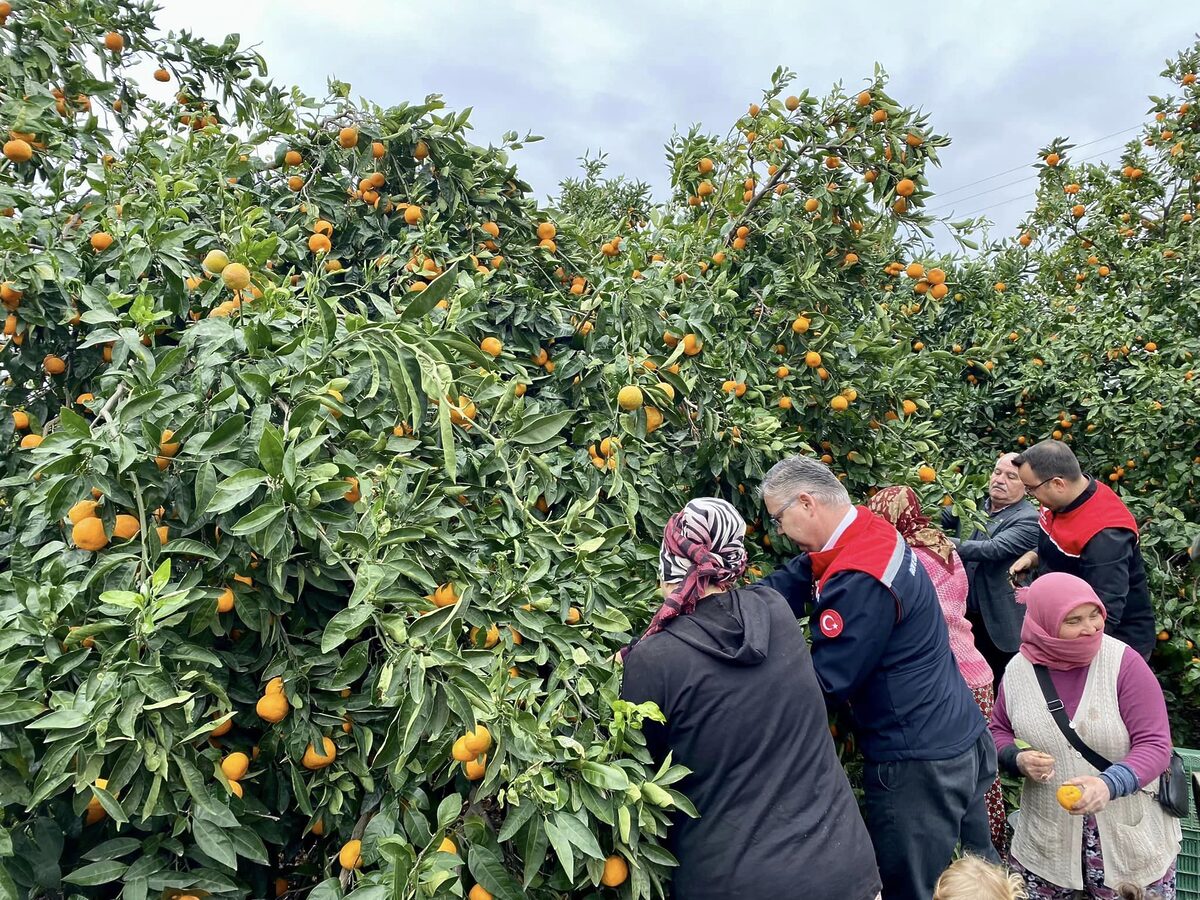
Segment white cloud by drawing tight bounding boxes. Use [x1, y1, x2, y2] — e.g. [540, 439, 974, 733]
[152, 0, 1199, 243]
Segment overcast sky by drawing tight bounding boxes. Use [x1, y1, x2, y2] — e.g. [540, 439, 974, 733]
[154, 1, 1197, 250]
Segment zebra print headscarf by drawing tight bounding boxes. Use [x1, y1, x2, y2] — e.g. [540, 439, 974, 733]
[621, 498, 748, 659]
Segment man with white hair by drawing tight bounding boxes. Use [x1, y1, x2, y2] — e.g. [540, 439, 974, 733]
[759, 456, 997, 900]
[941, 451, 1040, 688]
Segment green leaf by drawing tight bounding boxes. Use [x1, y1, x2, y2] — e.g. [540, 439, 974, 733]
[308, 878, 342, 900]
[550, 811, 604, 860]
[58, 406, 92, 438]
[579, 761, 630, 791]
[438, 402, 456, 481]
[92, 784, 128, 825]
[511, 411, 574, 445]
[206, 468, 267, 514]
[28, 709, 89, 730]
[466, 845, 524, 900]
[400, 263, 458, 320]
[315, 291, 336, 341]
[200, 414, 246, 453]
[63, 860, 127, 886]
[225, 501, 284, 536]
[436, 793, 462, 830]
[258, 423, 283, 476]
[82, 838, 141, 861]
[193, 819, 237, 869]
[229, 828, 269, 864]
[320, 605, 374, 653]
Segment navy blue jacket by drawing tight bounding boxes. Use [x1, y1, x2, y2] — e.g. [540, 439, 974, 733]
[761, 547, 984, 763]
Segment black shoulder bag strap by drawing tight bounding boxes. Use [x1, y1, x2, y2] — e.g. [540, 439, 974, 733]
[1032, 664, 1113, 772]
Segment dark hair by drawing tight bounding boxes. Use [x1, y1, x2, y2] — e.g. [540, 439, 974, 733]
[1012, 439, 1083, 482]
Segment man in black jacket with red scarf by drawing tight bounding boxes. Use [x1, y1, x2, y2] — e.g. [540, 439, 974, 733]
[1009, 439, 1156, 658]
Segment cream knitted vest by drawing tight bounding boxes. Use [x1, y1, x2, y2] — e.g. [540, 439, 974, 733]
[1006, 636, 1180, 890]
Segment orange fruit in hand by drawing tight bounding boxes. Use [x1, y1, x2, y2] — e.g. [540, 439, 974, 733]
[1056, 784, 1083, 810]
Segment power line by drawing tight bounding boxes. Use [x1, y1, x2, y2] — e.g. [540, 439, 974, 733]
[930, 124, 1143, 201]
[930, 141, 1133, 219]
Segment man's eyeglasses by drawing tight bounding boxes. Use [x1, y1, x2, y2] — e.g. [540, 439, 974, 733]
[769, 495, 799, 528]
[1022, 476, 1055, 494]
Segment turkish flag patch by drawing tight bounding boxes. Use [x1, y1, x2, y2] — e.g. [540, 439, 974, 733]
[819, 610, 844, 638]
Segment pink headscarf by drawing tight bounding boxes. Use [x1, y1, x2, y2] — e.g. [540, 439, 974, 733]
[1018, 572, 1107, 670]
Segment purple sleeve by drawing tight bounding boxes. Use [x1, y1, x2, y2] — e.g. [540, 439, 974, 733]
[989, 681, 1016, 753]
[1115, 645, 1173, 786]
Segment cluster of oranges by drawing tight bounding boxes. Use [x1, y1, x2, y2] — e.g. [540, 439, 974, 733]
[882, 261, 950, 300]
[64, 494, 164, 552]
[450, 724, 492, 781]
[588, 436, 619, 470]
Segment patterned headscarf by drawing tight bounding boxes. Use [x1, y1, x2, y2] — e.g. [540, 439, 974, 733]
[620, 498, 748, 660]
[867, 485, 956, 567]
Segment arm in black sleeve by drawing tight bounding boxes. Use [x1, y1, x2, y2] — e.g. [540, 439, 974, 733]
[757, 553, 813, 619]
[954, 514, 1041, 563]
[619, 646, 669, 762]
[809, 572, 896, 702]
[940, 507, 961, 537]
[1079, 528, 1136, 631]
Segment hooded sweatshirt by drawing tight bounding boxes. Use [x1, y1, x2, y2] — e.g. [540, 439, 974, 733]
[620, 584, 881, 900]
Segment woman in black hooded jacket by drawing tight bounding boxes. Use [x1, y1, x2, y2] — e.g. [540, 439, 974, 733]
[619, 497, 880, 900]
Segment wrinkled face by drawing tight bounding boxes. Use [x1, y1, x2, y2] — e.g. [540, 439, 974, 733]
[989, 454, 1025, 507]
[1058, 603, 1104, 640]
[765, 490, 824, 551]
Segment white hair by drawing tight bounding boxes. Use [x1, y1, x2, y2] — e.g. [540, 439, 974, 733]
[760, 456, 850, 506]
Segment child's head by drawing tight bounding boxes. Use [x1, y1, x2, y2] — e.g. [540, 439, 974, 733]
[933, 856, 1027, 900]
[1116, 886, 1161, 900]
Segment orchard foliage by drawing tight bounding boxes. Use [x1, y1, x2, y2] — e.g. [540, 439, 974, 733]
[0, 0, 1198, 897]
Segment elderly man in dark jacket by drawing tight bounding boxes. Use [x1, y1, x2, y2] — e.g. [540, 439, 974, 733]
[941, 452, 1040, 688]
[759, 457, 996, 900]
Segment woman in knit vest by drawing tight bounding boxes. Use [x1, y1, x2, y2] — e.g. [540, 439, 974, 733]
[867, 486, 1007, 851]
[989, 572, 1180, 898]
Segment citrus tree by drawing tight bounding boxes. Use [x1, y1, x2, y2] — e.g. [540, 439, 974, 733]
[0, 1, 976, 897]
[914, 43, 1200, 735]
[3, 0, 1199, 896]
